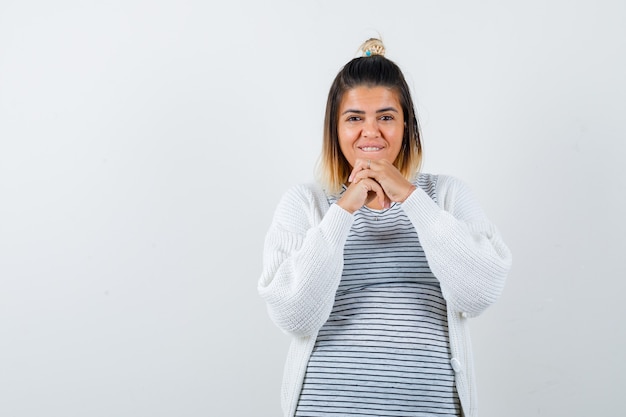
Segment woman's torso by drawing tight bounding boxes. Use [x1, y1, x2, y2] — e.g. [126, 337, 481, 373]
[295, 177, 461, 417]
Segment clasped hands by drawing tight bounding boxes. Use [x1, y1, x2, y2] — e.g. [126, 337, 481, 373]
[337, 158, 416, 214]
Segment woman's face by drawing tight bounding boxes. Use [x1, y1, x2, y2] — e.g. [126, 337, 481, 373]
[337, 86, 405, 169]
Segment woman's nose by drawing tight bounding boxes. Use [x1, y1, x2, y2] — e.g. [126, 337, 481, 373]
[362, 119, 380, 138]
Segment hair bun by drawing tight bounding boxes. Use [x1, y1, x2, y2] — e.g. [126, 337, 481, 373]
[359, 38, 386, 57]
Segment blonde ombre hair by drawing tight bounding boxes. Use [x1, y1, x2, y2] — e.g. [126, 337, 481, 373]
[316, 39, 422, 195]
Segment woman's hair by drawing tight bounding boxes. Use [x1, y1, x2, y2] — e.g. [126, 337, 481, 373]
[317, 38, 422, 195]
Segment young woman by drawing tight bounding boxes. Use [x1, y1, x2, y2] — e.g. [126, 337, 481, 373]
[258, 38, 512, 417]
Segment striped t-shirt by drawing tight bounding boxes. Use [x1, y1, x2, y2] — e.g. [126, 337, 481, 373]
[295, 179, 461, 417]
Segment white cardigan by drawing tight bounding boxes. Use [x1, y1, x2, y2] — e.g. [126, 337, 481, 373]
[258, 174, 512, 417]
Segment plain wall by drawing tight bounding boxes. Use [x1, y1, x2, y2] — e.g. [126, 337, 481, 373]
[1, 1, 624, 416]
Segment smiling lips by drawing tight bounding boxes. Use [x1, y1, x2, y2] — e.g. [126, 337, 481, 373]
[360, 146, 383, 152]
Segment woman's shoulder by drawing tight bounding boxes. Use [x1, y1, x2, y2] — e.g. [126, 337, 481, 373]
[416, 172, 468, 190]
[274, 182, 330, 214]
[282, 182, 328, 202]
[415, 172, 473, 205]
[270, 182, 332, 230]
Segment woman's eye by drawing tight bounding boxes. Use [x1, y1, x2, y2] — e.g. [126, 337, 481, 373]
[347, 116, 361, 122]
[380, 115, 394, 121]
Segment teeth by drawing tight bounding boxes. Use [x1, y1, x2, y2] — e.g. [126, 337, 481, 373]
[361, 147, 381, 151]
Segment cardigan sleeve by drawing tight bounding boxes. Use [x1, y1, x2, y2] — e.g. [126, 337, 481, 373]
[401, 175, 512, 317]
[258, 184, 355, 336]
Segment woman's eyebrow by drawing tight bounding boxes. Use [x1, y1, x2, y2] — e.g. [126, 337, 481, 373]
[376, 107, 399, 113]
[341, 107, 399, 115]
[341, 109, 365, 115]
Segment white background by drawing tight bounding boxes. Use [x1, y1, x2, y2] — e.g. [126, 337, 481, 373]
[1, 1, 625, 416]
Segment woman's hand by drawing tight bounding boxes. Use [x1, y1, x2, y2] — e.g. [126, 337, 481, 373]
[347, 158, 416, 205]
[337, 177, 389, 214]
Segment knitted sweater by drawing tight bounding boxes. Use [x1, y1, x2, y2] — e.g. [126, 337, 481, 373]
[258, 173, 512, 417]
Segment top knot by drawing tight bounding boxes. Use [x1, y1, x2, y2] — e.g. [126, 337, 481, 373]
[359, 38, 386, 57]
